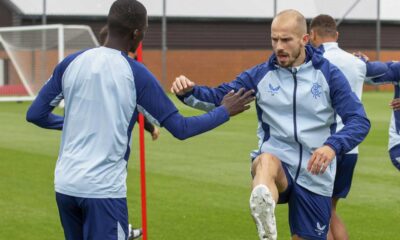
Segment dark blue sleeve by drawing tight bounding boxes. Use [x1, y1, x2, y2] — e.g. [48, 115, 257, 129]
[26, 50, 85, 130]
[132, 61, 178, 126]
[26, 63, 65, 130]
[177, 64, 264, 108]
[162, 106, 229, 140]
[366, 61, 389, 78]
[131, 61, 230, 140]
[323, 65, 371, 155]
[367, 61, 400, 84]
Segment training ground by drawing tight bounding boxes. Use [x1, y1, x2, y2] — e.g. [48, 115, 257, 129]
[0, 92, 398, 239]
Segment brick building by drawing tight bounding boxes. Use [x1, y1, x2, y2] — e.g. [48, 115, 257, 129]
[1, 0, 400, 90]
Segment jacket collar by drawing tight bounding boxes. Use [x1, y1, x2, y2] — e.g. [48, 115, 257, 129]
[268, 45, 323, 70]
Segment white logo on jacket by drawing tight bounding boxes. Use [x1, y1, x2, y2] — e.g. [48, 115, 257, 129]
[315, 222, 327, 235]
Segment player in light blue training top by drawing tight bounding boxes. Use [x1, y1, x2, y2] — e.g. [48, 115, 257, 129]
[171, 10, 370, 240]
[361, 58, 400, 171]
[309, 14, 388, 240]
[26, 1, 254, 239]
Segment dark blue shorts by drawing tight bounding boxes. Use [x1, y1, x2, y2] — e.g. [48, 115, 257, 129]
[278, 164, 332, 240]
[333, 154, 358, 198]
[389, 144, 400, 170]
[56, 192, 129, 240]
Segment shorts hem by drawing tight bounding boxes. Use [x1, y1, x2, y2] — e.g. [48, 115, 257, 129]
[55, 188, 126, 199]
[292, 231, 326, 240]
[332, 193, 349, 199]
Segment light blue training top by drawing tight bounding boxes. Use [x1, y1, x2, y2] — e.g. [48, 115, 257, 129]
[27, 47, 230, 198]
[178, 45, 371, 196]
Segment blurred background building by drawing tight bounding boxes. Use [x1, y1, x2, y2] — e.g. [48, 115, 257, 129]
[0, 0, 399, 91]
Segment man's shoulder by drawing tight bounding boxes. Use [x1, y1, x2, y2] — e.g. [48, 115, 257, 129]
[324, 47, 365, 66]
[64, 48, 93, 62]
[310, 51, 349, 83]
[323, 48, 366, 77]
[60, 49, 83, 62]
[52, 48, 93, 77]
[241, 61, 274, 85]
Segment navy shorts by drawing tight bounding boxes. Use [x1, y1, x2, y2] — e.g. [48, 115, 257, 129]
[56, 192, 129, 240]
[389, 144, 400, 170]
[333, 154, 358, 198]
[278, 164, 332, 240]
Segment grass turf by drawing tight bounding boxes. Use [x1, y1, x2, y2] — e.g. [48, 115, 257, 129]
[0, 92, 398, 239]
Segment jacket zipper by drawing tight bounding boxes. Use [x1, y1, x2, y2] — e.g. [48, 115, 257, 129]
[291, 68, 303, 182]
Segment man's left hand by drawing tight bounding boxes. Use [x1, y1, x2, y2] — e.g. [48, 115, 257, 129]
[307, 145, 336, 175]
[151, 127, 160, 141]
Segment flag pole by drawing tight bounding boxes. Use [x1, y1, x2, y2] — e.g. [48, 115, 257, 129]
[137, 42, 148, 240]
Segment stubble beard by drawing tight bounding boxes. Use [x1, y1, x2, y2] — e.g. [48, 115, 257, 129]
[275, 44, 303, 68]
[284, 47, 302, 68]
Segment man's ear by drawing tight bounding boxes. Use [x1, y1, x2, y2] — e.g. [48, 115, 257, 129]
[309, 29, 315, 41]
[133, 29, 144, 41]
[132, 29, 139, 40]
[302, 34, 310, 45]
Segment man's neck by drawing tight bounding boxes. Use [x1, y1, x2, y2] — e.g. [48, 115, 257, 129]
[291, 48, 306, 67]
[320, 37, 337, 45]
[104, 36, 129, 54]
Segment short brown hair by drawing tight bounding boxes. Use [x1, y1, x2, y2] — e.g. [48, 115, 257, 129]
[107, 0, 147, 38]
[309, 14, 337, 38]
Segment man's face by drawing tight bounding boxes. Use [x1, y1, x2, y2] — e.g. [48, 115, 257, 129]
[271, 20, 307, 68]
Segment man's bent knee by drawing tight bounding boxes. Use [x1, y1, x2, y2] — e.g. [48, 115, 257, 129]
[252, 154, 288, 193]
[251, 153, 281, 178]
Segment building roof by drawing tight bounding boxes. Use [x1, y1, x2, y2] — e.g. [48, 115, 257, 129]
[6, 0, 400, 21]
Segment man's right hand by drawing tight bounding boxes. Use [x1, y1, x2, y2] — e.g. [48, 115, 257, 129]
[222, 88, 255, 116]
[390, 98, 400, 111]
[171, 75, 195, 96]
[353, 51, 369, 62]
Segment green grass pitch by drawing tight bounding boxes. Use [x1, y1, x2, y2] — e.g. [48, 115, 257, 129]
[0, 92, 399, 239]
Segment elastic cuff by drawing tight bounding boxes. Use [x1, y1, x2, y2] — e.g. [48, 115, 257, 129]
[217, 105, 230, 121]
[323, 141, 340, 156]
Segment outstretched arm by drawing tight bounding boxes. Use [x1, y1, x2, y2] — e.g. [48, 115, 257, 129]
[163, 89, 254, 140]
[369, 62, 400, 84]
[171, 65, 262, 111]
[133, 61, 254, 140]
[353, 51, 392, 84]
[366, 61, 390, 80]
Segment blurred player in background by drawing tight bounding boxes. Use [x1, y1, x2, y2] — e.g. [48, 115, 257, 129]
[355, 52, 400, 171]
[26, 0, 254, 239]
[309, 14, 388, 240]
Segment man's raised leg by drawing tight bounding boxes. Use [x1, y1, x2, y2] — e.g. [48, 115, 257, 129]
[250, 153, 288, 240]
